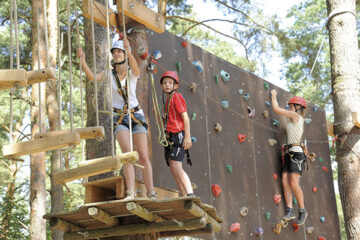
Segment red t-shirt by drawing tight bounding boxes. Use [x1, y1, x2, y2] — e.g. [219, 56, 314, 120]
[165, 92, 187, 133]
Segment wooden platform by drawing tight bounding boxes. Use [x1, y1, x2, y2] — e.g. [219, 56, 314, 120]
[44, 196, 222, 239]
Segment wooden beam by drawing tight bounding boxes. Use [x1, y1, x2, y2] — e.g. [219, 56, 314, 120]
[27, 68, 55, 85]
[184, 200, 221, 232]
[116, 0, 165, 33]
[82, 0, 118, 28]
[352, 112, 360, 128]
[85, 185, 115, 203]
[159, 223, 213, 237]
[126, 202, 166, 223]
[327, 120, 335, 137]
[2, 132, 80, 158]
[63, 217, 206, 240]
[49, 218, 84, 232]
[88, 207, 118, 227]
[158, 0, 167, 16]
[34, 126, 105, 140]
[53, 152, 139, 184]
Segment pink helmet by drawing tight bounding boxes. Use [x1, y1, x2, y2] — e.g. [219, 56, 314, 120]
[288, 96, 307, 108]
[160, 71, 179, 85]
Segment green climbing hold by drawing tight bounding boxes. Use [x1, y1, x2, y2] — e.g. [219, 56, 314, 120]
[220, 70, 230, 82]
[226, 165, 232, 173]
[264, 82, 269, 89]
[293, 197, 297, 205]
[176, 61, 181, 71]
[265, 212, 271, 220]
[214, 74, 219, 84]
[192, 113, 197, 120]
[318, 157, 324, 163]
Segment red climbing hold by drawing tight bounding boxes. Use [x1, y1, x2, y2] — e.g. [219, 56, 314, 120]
[230, 222, 241, 232]
[211, 184, 222, 197]
[273, 173, 278, 180]
[238, 134, 246, 143]
[318, 237, 326, 240]
[292, 223, 300, 232]
[313, 186, 318, 192]
[274, 194, 281, 204]
[181, 41, 187, 47]
[322, 166, 329, 172]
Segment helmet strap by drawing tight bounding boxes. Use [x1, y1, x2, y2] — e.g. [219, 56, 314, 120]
[113, 59, 126, 66]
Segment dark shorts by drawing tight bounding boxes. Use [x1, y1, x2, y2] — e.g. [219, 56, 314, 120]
[282, 151, 307, 176]
[164, 131, 186, 166]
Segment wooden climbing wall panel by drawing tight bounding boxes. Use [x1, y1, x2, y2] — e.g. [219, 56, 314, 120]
[147, 31, 341, 239]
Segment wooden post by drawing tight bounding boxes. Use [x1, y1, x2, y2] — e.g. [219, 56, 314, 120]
[63, 217, 206, 240]
[158, 0, 167, 17]
[49, 218, 84, 232]
[34, 126, 105, 140]
[184, 200, 221, 232]
[88, 207, 118, 227]
[27, 67, 55, 84]
[126, 202, 166, 222]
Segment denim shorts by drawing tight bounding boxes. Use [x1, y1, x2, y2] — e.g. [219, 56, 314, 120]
[113, 112, 148, 136]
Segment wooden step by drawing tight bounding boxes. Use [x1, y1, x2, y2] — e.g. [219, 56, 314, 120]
[34, 126, 105, 140]
[2, 132, 80, 158]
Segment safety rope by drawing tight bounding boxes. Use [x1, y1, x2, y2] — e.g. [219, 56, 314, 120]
[90, 0, 100, 127]
[36, 0, 42, 133]
[9, 0, 14, 144]
[67, 0, 74, 132]
[43, 0, 50, 68]
[57, 0, 63, 166]
[14, 0, 19, 69]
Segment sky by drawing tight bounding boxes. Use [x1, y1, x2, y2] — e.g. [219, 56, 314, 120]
[188, 0, 299, 90]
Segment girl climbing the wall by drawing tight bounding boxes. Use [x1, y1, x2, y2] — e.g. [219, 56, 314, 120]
[76, 37, 156, 200]
[271, 89, 308, 225]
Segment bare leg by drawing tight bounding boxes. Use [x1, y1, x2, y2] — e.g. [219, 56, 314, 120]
[289, 173, 305, 208]
[133, 133, 154, 194]
[116, 130, 135, 194]
[282, 171, 293, 208]
[169, 160, 193, 195]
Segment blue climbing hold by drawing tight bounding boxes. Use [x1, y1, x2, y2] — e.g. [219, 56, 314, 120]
[320, 216, 325, 223]
[313, 106, 318, 112]
[243, 93, 250, 100]
[304, 118, 312, 124]
[285, 105, 290, 110]
[238, 89, 243, 94]
[191, 136, 197, 143]
[221, 100, 229, 108]
[152, 50, 162, 60]
[255, 227, 264, 236]
[265, 101, 270, 107]
[220, 70, 230, 82]
[273, 119, 280, 126]
[192, 61, 203, 72]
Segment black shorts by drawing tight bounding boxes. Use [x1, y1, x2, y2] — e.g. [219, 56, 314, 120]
[282, 151, 307, 176]
[164, 131, 186, 166]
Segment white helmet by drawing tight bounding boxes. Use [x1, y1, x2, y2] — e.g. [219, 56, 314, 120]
[111, 40, 125, 53]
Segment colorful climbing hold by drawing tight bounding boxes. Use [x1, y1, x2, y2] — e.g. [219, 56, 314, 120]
[318, 157, 324, 163]
[264, 82, 269, 89]
[247, 106, 255, 119]
[230, 222, 241, 232]
[308, 152, 316, 162]
[265, 101, 270, 107]
[265, 212, 271, 220]
[293, 197, 297, 205]
[268, 139, 277, 146]
[176, 61, 182, 71]
[273, 173, 278, 180]
[322, 166, 329, 172]
[214, 74, 219, 84]
[214, 123, 222, 133]
[221, 100, 229, 109]
[320, 216, 325, 223]
[238, 134, 246, 143]
[273, 119, 280, 126]
[243, 93, 250, 100]
[189, 82, 197, 93]
[191, 113, 197, 120]
[313, 186, 318, 192]
[220, 70, 230, 82]
[211, 184, 222, 197]
[262, 110, 269, 119]
[292, 223, 300, 232]
[192, 61, 203, 72]
[138, 47, 149, 60]
[191, 136, 197, 143]
[318, 236, 326, 240]
[274, 194, 281, 204]
[313, 106, 318, 112]
[306, 226, 314, 233]
[152, 50, 162, 60]
[238, 89, 243, 94]
[226, 164, 232, 173]
[181, 41, 187, 47]
[304, 118, 312, 124]
[255, 227, 264, 236]
[285, 105, 290, 110]
[240, 207, 248, 216]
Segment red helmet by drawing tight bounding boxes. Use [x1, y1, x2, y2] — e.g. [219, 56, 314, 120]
[160, 71, 179, 85]
[288, 96, 307, 108]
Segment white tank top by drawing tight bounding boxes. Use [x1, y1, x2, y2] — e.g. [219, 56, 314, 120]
[286, 116, 304, 152]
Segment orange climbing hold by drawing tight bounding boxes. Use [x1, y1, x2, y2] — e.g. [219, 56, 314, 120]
[230, 222, 241, 232]
[322, 166, 329, 172]
[318, 237, 326, 240]
[238, 134, 246, 143]
[273, 173, 278, 180]
[274, 194, 281, 204]
[211, 184, 222, 197]
[292, 223, 299, 232]
[181, 41, 187, 47]
[313, 186, 318, 192]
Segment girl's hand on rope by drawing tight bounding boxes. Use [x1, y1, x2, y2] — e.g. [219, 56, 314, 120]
[183, 136, 192, 150]
[76, 47, 85, 60]
[123, 37, 131, 52]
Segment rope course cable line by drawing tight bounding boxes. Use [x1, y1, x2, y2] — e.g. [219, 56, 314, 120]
[67, 0, 74, 132]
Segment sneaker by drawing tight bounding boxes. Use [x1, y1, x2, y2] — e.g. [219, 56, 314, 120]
[296, 208, 308, 225]
[282, 207, 296, 221]
[123, 190, 136, 201]
[146, 190, 157, 200]
[187, 193, 195, 197]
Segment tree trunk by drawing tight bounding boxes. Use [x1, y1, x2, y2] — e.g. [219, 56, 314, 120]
[30, 0, 47, 239]
[45, 0, 63, 239]
[326, 0, 360, 239]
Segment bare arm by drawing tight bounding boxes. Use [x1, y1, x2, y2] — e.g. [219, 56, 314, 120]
[123, 38, 140, 78]
[181, 111, 192, 150]
[76, 47, 104, 81]
[271, 89, 300, 122]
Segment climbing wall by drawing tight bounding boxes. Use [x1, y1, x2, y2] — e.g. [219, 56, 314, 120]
[147, 31, 340, 240]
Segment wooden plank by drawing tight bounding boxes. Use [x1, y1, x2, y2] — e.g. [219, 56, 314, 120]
[88, 207, 118, 227]
[0, 69, 27, 90]
[2, 132, 80, 158]
[116, 0, 165, 33]
[54, 152, 139, 184]
[50, 218, 84, 232]
[27, 68, 55, 84]
[126, 202, 166, 222]
[82, 0, 118, 28]
[34, 126, 105, 140]
[352, 112, 360, 128]
[184, 200, 221, 232]
[85, 185, 115, 203]
[63, 217, 206, 240]
[327, 120, 335, 137]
